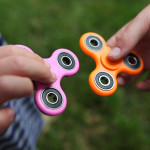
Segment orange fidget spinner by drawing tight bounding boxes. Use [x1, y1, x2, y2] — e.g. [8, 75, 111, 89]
[80, 32, 144, 96]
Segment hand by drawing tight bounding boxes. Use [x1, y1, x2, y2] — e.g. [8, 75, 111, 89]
[0, 45, 57, 134]
[107, 5, 150, 91]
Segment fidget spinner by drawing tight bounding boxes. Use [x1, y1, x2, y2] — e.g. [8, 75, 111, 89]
[79, 32, 144, 96]
[16, 45, 79, 116]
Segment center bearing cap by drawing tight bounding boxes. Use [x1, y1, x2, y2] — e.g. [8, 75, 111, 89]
[101, 52, 122, 70]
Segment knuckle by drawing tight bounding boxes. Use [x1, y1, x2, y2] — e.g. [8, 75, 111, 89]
[11, 56, 25, 70]
[120, 24, 129, 33]
[122, 32, 129, 42]
[7, 45, 18, 55]
[0, 45, 17, 56]
[115, 32, 129, 47]
[35, 54, 44, 64]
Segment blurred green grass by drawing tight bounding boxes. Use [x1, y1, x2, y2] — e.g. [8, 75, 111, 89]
[0, 0, 150, 150]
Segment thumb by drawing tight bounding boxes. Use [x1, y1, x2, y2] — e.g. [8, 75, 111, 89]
[0, 107, 15, 134]
[107, 5, 150, 61]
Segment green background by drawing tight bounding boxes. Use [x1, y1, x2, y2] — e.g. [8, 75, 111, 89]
[0, 0, 150, 149]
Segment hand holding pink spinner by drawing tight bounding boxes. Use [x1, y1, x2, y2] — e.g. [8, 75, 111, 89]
[16, 45, 79, 116]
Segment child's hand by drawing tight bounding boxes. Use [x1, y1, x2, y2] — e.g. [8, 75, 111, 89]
[0, 45, 57, 134]
[107, 5, 150, 91]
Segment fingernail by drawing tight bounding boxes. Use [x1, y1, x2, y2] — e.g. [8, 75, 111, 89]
[50, 72, 57, 82]
[108, 47, 121, 58]
[44, 61, 51, 68]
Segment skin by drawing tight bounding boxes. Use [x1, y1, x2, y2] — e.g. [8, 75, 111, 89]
[107, 5, 150, 91]
[1, 5, 149, 135]
[0, 45, 57, 134]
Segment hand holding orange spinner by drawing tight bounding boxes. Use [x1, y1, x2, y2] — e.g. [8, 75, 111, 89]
[80, 32, 144, 96]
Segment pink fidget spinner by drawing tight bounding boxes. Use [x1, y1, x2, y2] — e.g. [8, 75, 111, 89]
[16, 45, 79, 116]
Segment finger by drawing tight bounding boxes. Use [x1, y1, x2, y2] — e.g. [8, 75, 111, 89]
[0, 45, 45, 64]
[0, 56, 57, 84]
[0, 45, 52, 76]
[117, 72, 143, 86]
[107, 5, 150, 61]
[136, 73, 150, 91]
[0, 75, 34, 104]
[0, 107, 15, 134]
[117, 73, 130, 86]
[117, 73, 135, 86]
[107, 21, 131, 48]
